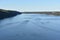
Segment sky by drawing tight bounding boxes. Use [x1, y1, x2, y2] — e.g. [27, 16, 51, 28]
[0, 0, 60, 12]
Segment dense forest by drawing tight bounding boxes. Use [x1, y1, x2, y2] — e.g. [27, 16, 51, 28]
[0, 9, 21, 19]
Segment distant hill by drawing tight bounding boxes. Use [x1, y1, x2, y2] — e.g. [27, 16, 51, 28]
[22, 12, 60, 16]
[0, 9, 21, 19]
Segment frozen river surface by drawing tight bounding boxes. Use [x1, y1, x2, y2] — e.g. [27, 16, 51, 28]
[0, 13, 60, 40]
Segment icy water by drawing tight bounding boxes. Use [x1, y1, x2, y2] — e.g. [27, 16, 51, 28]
[0, 13, 60, 40]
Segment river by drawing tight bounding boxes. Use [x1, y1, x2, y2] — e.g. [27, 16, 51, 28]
[0, 13, 60, 40]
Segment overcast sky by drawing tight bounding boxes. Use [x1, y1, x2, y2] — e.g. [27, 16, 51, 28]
[0, 0, 60, 12]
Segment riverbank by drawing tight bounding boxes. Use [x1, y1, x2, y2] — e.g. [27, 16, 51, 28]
[22, 12, 60, 16]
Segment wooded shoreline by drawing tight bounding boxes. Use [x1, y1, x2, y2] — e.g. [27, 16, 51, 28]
[0, 9, 60, 16]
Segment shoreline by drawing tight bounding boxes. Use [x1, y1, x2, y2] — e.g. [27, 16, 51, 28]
[22, 12, 60, 16]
